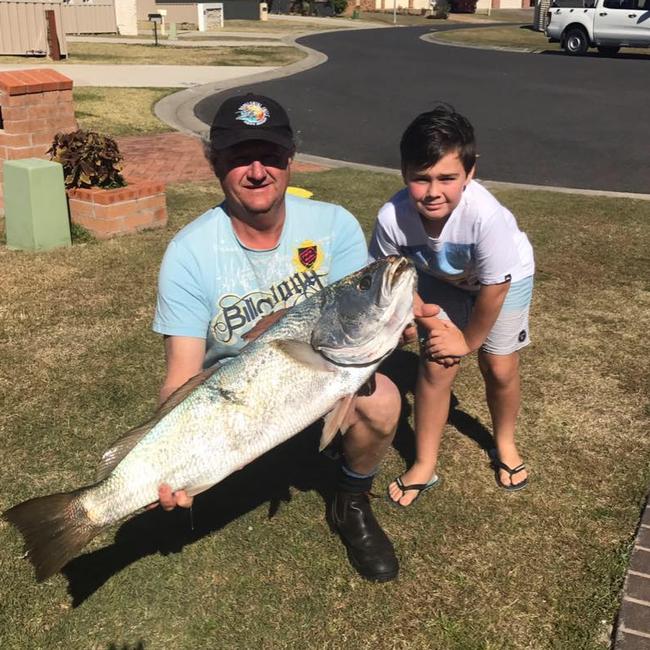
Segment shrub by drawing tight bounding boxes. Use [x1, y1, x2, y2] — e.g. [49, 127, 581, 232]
[430, 0, 451, 18]
[47, 130, 126, 190]
[332, 0, 348, 14]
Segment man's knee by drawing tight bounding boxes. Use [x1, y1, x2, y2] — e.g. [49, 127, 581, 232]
[354, 373, 401, 437]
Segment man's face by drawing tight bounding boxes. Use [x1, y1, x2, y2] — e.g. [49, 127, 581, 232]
[403, 150, 474, 227]
[215, 140, 293, 217]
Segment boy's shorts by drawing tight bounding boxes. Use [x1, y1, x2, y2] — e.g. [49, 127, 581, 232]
[417, 274, 534, 356]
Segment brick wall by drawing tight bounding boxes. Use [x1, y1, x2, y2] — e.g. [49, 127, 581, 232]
[0, 69, 77, 214]
[67, 180, 167, 238]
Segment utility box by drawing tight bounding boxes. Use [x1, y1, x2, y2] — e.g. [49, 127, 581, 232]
[4, 159, 71, 251]
[260, 2, 268, 19]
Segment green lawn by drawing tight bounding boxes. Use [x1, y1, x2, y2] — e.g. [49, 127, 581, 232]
[1, 170, 648, 648]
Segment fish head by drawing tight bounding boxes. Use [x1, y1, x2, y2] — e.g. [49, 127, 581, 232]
[311, 256, 416, 365]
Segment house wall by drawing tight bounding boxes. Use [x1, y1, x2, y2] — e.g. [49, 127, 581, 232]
[0, 0, 68, 56]
[138, 0, 261, 23]
[138, 1, 203, 24]
[114, 0, 138, 34]
[476, 0, 529, 8]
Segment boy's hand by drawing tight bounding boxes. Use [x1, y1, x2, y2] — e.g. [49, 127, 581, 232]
[415, 304, 471, 361]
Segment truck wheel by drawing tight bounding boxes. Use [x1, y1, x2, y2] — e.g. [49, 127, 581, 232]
[597, 46, 620, 56]
[563, 28, 589, 56]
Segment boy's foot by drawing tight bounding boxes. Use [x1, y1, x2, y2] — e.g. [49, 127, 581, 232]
[388, 464, 439, 507]
[491, 446, 528, 490]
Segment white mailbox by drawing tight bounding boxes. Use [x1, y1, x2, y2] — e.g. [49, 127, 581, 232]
[198, 3, 224, 31]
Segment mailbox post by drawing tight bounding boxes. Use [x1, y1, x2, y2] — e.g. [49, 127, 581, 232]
[148, 13, 163, 46]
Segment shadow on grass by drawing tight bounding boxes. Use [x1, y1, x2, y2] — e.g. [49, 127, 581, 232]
[380, 348, 496, 468]
[63, 421, 337, 607]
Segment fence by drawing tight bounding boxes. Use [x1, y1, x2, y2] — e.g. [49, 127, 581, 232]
[62, 1, 117, 34]
[0, 0, 67, 56]
[0, 0, 117, 56]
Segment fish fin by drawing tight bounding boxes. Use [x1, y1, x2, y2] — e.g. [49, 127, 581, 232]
[156, 364, 222, 416]
[96, 364, 222, 482]
[95, 422, 154, 482]
[272, 340, 336, 372]
[319, 395, 356, 452]
[3, 487, 104, 582]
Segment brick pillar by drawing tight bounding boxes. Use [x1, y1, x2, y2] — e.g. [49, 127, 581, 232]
[0, 69, 77, 215]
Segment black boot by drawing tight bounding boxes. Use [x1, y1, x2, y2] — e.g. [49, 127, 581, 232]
[330, 491, 399, 582]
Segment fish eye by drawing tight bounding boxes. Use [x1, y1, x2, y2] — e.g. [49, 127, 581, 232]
[358, 275, 372, 291]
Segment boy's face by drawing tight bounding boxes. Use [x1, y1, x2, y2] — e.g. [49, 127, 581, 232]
[403, 151, 475, 229]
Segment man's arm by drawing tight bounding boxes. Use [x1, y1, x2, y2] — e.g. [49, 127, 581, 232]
[159, 335, 206, 405]
[150, 335, 206, 511]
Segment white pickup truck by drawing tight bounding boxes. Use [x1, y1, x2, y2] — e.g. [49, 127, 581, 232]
[545, 0, 650, 55]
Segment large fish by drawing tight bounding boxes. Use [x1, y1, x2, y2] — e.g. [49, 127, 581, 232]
[3, 256, 416, 582]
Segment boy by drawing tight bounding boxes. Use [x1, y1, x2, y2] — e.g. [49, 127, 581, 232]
[369, 105, 535, 506]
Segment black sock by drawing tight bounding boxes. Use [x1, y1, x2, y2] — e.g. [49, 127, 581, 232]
[336, 463, 376, 494]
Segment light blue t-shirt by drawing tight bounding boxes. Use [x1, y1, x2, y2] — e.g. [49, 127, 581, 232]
[153, 194, 367, 367]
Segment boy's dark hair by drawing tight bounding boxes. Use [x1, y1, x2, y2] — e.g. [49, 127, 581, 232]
[400, 104, 477, 174]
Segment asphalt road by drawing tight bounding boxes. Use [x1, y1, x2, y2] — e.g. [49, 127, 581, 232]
[195, 25, 649, 193]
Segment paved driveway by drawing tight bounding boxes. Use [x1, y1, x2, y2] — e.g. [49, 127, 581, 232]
[195, 25, 649, 193]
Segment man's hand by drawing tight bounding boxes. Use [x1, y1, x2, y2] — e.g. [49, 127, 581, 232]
[414, 303, 471, 363]
[399, 321, 418, 347]
[242, 308, 288, 342]
[147, 484, 193, 511]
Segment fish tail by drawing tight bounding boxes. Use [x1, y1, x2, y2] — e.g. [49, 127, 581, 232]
[3, 488, 104, 582]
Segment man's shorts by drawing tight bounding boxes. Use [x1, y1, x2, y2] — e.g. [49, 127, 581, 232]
[417, 274, 534, 356]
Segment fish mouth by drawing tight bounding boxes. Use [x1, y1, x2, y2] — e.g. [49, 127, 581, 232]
[380, 256, 415, 306]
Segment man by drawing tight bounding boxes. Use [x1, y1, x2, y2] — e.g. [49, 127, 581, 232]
[151, 93, 402, 582]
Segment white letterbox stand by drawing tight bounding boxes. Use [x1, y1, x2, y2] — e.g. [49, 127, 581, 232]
[197, 3, 224, 31]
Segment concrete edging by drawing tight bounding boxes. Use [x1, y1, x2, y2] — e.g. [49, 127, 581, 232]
[420, 30, 545, 54]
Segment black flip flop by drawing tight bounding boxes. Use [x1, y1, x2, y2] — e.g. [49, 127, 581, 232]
[388, 474, 440, 507]
[491, 458, 528, 492]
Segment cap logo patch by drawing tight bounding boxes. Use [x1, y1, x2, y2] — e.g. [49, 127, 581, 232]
[236, 101, 270, 126]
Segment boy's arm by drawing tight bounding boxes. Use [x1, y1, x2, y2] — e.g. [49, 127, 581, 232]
[418, 282, 509, 360]
[461, 281, 510, 352]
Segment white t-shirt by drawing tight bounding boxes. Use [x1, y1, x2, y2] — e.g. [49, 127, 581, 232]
[369, 181, 534, 292]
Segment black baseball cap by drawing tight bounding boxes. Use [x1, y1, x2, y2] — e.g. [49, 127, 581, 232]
[209, 93, 294, 151]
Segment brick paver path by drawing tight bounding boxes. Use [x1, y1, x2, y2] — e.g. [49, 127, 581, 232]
[614, 496, 650, 649]
[117, 132, 328, 184]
